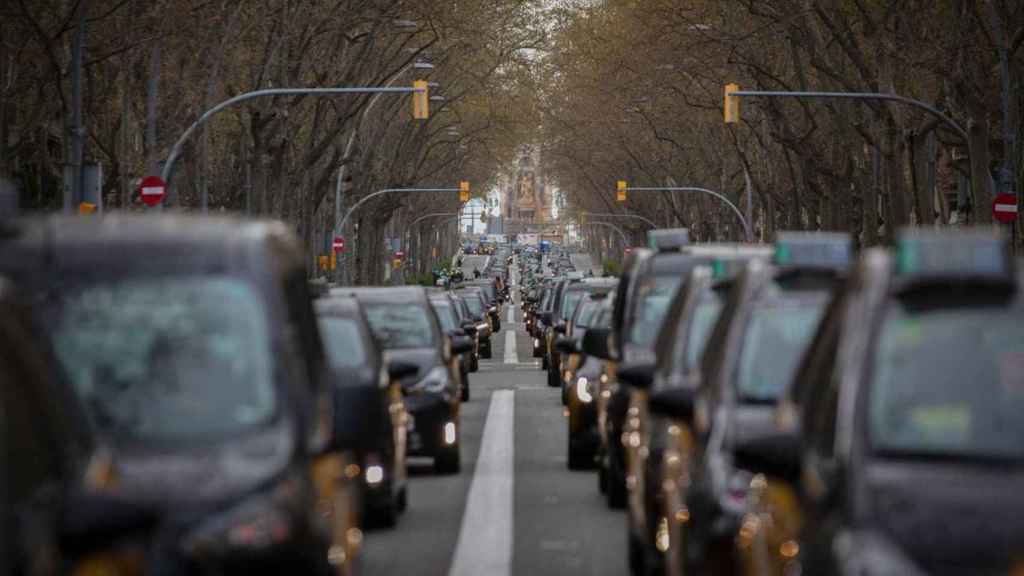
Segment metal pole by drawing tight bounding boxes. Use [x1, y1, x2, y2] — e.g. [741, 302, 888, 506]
[627, 186, 753, 241]
[334, 64, 414, 244]
[160, 86, 426, 208]
[67, 0, 89, 212]
[580, 211, 658, 229]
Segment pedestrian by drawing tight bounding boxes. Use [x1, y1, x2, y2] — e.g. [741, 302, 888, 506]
[473, 268, 481, 279]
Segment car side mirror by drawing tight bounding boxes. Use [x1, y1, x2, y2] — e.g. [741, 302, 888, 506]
[387, 360, 418, 381]
[460, 321, 478, 335]
[580, 327, 612, 360]
[648, 387, 696, 421]
[733, 432, 803, 484]
[554, 321, 567, 334]
[451, 335, 474, 355]
[616, 361, 655, 389]
[555, 336, 578, 355]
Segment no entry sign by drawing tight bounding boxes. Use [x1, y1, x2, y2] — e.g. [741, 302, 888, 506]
[993, 193, 1018, 224]
[138, 175, 166, 207]
[332, 236, 346, 253]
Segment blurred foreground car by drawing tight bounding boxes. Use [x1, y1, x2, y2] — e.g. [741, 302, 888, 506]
[743, 230, 1024, 576]
[2, 215, 361, 576]
[315, 297, 409, 528]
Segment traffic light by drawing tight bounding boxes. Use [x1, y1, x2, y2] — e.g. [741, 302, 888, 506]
[460, 180, 470, 202]
[724, 83, 740, 124]
[616, 180, 627, 203]
[413, 80, 430, 120]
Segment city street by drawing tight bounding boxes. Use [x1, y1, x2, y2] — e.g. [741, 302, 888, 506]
[363, 258, 626, 576]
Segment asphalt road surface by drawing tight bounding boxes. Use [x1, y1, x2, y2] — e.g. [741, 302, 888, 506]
[361, 259, 627, 576]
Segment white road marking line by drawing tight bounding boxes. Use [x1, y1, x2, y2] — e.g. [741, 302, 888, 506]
[503, 329, 518, 364]
[448, 390, 515, 576]
[507, 303, 515, 325]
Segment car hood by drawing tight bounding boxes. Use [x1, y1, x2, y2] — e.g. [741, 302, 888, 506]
[111, 418, 296, 507]
[866, 460, 1024, 573]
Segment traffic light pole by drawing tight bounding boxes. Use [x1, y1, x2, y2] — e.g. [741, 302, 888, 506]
[160, 86, 426, 210]
[581, 211, 658, 230]
[626, 186, 753, 241]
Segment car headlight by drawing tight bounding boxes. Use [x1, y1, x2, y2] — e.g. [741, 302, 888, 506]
[182, 474, 304, 556]
[489, 306, 497, 313]
[409, 366, 450, 394]
[576, 376, 593, 403]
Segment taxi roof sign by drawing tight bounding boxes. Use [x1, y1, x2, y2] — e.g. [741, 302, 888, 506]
[648, 228, 690, 252]
[774, 232, 852, 270]
[895, 228, 1014, 284]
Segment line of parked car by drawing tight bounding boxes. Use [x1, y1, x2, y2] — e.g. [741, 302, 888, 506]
[521, 228, 1024, 576]
[2, 214, 510, 576]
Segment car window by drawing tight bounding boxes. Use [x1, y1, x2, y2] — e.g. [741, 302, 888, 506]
[363, 302, 437, 349]
[628, 275, 683, 347]
[735, 292, 829, 403]
[560, 289, 585, 321]
[461, 296, 484, 317]
[574, 300, 600, 328]
[868, 297, 1024, 460]
[431, 302, 458, 332]
[48, 276, 277, 444]
[318, 317, 369, 369]
[684, 292, 724, 370]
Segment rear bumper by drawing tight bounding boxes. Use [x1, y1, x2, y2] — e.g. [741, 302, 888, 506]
[403, 393, 456, 457]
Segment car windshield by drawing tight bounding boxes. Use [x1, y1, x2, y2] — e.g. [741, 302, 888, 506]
[574, 300, 601, 328]
[868, 298, 1024, 460]
[363, 302, 436, 349]
[561, 289, 586, 321]
[461, 295, 484, 316]
[431, 302, 457, 331]
[685, 292, 724, 370]
[318, 317, 368, 369]
[629, 275, 684, 347]
[48, 276, 276, 444]
[735, 293, 829, 403]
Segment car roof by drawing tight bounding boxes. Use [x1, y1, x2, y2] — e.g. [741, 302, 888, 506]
[329, 286, 429, 303]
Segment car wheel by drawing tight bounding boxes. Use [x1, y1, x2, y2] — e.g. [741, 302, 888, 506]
[374, 497, 398, 529]
[568, 435, 592, 470]
[434, 445, 461, 475]
[482, 345, 492, 359]
[547, 366, 560, 388]
[541, 354, 549, 370]
[561, 384, 569, 406]
[628, 534, 647, 576]
[607, 457, 627, 508]
[461, 382, 470, 402]
[397, 486, 408, 513]
[598, 457, 608, 493]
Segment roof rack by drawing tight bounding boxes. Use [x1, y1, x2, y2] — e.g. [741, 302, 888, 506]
[647, 228, 690, 252]
[894, 228, 1015, 287]
[774, 231, 852, 270]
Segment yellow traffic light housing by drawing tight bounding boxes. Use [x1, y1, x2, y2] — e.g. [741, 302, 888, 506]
[459, 181, 470, 202]
[724, 83, 740, 124]
[616, 181, 627, 203]
[413, 80, 430, 120]
[78, 202, 97, 215]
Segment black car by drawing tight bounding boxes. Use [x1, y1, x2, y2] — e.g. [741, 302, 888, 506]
[552, 279, 619, 393]
[315, 296, 409, 527]
[429, 291, 475, 401]
[455, 288, 494, 359]
[748, 229, 1024, 576]
[683, 234, 851, 576]
[1, 215, 360, 576]
[334, 287, 468, 474]
[1, 278, 131, 576]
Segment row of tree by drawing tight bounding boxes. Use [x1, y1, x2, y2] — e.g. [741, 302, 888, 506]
[1, 0, 544, 282]
[539, 0, 1022, 250]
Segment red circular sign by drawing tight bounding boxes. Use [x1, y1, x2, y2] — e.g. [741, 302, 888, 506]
[993, 193, 1018, 224]
[138, 175, 166, 207]
[332, 236, 345, 253]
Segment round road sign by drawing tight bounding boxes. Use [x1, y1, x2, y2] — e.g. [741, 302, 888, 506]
[332, 236, 346, 253]
[138, 175, 166, 207]
[993, 193, 1018, 224]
